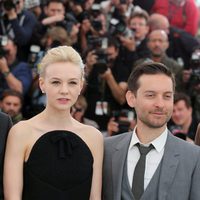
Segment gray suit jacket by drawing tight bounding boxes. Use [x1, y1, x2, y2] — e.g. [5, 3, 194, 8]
[103, 132, 200, 200]
[0, 112, 12, 200]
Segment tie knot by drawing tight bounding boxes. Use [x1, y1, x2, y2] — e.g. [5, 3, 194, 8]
[136, 143, 154, 155]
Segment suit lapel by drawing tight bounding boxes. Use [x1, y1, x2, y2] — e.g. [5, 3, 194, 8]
[158, 133, 180, 200]
[112, 133, 132, 200]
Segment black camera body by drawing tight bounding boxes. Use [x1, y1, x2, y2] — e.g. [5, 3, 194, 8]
[190, 50, 200, 87]
[91, 19, 102, 32]
[3, 0, 19, 11]
[168, 125, 186, 140]
[109, 18, 133, 38]
[94, 48, 108, 74]
[112, 109, 131, 135]
[88, 35, 103, 49]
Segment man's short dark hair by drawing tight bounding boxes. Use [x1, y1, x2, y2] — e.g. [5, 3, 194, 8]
[127, 62, 176, 94]
[1, 89, 23, 104]
[129, 10, 149, 25]
[46, 0, 65, 7]
[174, 92, 191, 108]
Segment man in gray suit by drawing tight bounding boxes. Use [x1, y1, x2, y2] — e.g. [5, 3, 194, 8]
[103, 62, 200, 200]
[0, 112, 12, 200]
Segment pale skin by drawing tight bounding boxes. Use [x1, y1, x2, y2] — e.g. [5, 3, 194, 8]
[126, 74, 174, 144]
[3, 61, 103, 200]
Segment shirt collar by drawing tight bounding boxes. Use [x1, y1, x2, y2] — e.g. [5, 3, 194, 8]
[129, 126, 168, 152]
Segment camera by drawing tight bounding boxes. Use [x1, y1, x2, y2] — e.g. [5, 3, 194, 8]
[3, 0, 19, 11]
[94, 48, 108, 74]
[190, 50, 200, 88]
[88, 35, 108, 49]
[0, 36, 8, 58]
[168, 125, 186, 140]
[91, 19, 102, 32]
[112, 109, 131, 135]
[109, 18, 133, 38]
[56, 13, 78, 34]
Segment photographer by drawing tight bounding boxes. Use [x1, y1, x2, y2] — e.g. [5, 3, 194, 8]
[182, 47, 200, 121]
[32, 0, 80, 49]
[117, 10, 151, 73]
[0, 38, 32, 98]
[0, 0, 37, 61]
[84, 38, 129, 131]
[77, 3, 106, 53]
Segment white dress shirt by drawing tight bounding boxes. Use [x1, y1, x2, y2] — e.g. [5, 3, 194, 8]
[127, 127, 168, 190]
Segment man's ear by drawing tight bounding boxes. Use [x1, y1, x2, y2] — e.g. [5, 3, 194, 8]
[126, 90, 136, 108]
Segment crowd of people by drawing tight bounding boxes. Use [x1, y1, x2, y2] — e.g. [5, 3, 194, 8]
[0, 0, 200, 199]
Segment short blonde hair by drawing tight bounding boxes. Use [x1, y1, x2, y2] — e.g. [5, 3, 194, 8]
[39, 46, 85, 79]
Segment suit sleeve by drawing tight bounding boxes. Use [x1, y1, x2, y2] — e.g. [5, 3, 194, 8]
[190, 150, 200, 199]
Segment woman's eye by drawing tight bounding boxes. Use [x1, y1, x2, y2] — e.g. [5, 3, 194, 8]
[52, 81, 60, 85]
[69, 81, 78, 85]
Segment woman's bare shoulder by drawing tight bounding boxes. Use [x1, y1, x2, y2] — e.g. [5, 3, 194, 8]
[76, 124, 104, 153]
[77, 123, 103, 140]
[8, 115, 41, 139]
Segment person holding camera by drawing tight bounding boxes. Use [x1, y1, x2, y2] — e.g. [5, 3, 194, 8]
[107, 109, 136, 136]
[181, 47, 200, 122]
[0, 0, 37, 61]
[0, 38, 32, 98]
[118, 10, 151, 73]
[84, 38, 129, 131]
[32, 0, 80, 50]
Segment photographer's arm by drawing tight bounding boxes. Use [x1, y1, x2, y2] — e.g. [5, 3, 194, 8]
[85, 51, 97, 74]
[41, 14, 65, 26]
[7, 9, 37, 45]
[0, 58, 22, 93]
[80, 19, 91, 53]
[101, 68, 127, 105]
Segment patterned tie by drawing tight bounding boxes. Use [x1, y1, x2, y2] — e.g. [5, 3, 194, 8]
[132, 143, 154, 200]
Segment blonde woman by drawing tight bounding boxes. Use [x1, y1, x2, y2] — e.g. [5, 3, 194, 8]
[3, 46, 103, 200]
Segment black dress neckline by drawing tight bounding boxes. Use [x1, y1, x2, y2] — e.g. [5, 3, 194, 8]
[25, 130, 93, 164]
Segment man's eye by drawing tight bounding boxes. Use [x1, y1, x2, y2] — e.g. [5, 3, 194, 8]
[146, 94, 154, 97]
[164, 95, 172, 99]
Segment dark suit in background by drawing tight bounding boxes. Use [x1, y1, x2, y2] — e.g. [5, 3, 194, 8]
[0, 112, 12, 200]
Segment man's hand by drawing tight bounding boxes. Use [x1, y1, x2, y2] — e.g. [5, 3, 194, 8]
[0, 57, 9, 73]
[119, 35, 136, 51]
[81, 19, 91, 35]
[182, 69, 192, 83]
[100, 68, 112, 80]
[85, 51, 97, 74]
[107, 117, 119, 136]
[5, 8, 17, 20]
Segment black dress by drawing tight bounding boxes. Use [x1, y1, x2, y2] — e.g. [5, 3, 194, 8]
[22, 130, 94, 200]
